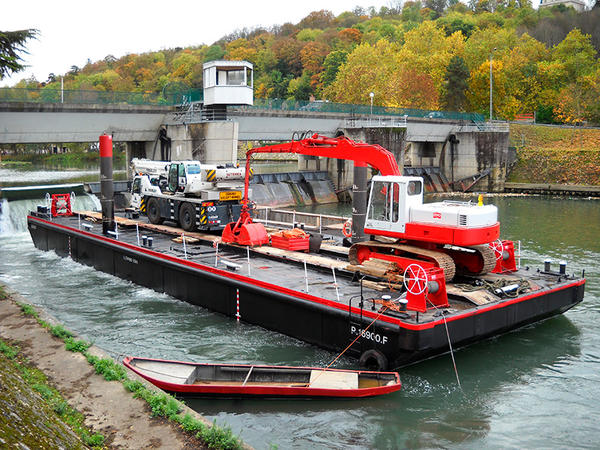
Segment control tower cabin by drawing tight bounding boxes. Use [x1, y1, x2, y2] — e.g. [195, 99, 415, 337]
[203, 60, 254, 106]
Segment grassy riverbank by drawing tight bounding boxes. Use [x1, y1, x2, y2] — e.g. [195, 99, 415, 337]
[0, 284, 244, 449]
[508, 124, 600, 185]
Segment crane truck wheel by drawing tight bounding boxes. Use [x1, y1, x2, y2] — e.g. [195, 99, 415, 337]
[146, 198, 164, 225]
[179, 202, 197, 232]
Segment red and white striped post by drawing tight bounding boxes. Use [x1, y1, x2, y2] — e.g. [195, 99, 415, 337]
[236, 288, 241, 322]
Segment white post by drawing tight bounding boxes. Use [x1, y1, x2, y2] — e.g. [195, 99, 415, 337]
[115, 222, 118, 240]
[304, 261, 309, 293]
[247, 246, 251, 276]
[292, 210, 296, 228]
[489, 48, 496, 121]
[332, 267, 340, 302]
[136, 223, 140, 246]
[61, 76, 64, 104]
[182, 233, 187, 259]
[214, 242, 219, 267]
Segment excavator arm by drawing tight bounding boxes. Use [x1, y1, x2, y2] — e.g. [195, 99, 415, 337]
[222, 134, 400, 245]
[241, 134, 400, 212]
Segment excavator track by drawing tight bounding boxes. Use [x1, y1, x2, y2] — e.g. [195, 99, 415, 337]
[349, 241, 456, 281]
[449, 244, 497, 277]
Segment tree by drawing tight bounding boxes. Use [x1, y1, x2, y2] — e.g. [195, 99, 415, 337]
[0, 29, 37, 79]
[300, 41, 329, 73]
[204, 45, 225, 62]
[320, 50, 348, 88]
[441, 55, 469, 110]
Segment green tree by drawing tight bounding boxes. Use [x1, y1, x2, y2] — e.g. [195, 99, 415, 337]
[441, 55, 469, 110]
[320, 50, 348, 88]
[287, 71, 313, 100]
[204, 45, 225, 62]
[0, 29, 38, 79]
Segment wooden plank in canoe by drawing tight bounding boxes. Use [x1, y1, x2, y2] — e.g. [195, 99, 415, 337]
[309, 370, 358, 389]
[132, 360, 195, 384]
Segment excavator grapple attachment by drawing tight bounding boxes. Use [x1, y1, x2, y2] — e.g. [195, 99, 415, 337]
[221, 216, 269, 246]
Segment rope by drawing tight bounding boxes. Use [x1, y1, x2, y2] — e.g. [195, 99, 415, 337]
[309, 305, 390, 386]
[425, 295, 462, 389]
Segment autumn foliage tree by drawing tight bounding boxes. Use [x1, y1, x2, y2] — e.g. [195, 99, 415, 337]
[7, 6, 600, 124]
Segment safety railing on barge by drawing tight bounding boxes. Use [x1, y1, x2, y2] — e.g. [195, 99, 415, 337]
[253, 207, 349, 234]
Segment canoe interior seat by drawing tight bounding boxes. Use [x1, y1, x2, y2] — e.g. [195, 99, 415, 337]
[309, 370, 358, 389]
[134, 361, 196, 384]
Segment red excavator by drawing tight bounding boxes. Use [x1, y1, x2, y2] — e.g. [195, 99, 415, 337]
[222, 134, 510, 281]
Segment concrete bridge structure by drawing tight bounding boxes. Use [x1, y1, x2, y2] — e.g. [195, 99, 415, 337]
[0, 100, 511, 192]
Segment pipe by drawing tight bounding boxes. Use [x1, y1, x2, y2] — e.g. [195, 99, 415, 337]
[352, 162, 368, 243]
[99, 134, 115, 235]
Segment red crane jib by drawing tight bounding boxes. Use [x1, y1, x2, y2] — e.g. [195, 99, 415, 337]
[221, 134, 400, 246]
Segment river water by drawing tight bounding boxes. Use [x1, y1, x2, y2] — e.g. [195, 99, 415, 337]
[0, 178, 599, 448]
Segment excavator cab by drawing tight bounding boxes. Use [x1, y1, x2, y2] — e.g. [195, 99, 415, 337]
[365, 176, 424, 234]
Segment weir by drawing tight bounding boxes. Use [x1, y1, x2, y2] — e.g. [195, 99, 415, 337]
[0, 195, 100, 234]
[250, 171, 337, 208]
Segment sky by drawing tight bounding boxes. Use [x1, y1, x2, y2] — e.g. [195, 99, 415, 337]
[1, 0, 392, 87]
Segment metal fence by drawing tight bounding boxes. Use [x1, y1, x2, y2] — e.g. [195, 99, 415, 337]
[243, 98, 485, 122]
[0, 86, 485, 122]
[0, 87, 203, 106]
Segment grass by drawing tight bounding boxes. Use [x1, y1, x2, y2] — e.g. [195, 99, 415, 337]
[0, 285, 8, 301]
[0, 338, 105, 448]
[509, 123, 600, 185]
[14, 300, 242, 449]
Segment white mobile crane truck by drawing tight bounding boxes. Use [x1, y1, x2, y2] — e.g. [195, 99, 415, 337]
[130, 158, 247, 232]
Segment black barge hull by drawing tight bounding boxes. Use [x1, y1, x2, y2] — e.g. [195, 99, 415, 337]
[27, 215, 585, 368]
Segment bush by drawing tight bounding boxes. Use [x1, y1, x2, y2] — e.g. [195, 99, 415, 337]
[85, 354, 127, 381]
[64, 337, 92, 353]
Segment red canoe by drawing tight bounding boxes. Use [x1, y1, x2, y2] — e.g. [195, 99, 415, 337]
[123, 356, 401, 398]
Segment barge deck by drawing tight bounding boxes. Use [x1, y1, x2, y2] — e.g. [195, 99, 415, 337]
[27, 211, 585, 369]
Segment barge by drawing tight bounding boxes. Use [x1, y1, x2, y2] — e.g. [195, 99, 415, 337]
[26, 134, 586, 370]
[27, 209, 584, 369]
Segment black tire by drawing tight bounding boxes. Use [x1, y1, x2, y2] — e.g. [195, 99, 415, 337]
[359, 349, 388, 371]
[179, 202, 197, 232]
[146, 198, 164, 225]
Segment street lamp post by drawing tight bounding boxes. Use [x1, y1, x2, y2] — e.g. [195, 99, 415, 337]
[369, 92, 374, 120]
[489, 48, 496, 121]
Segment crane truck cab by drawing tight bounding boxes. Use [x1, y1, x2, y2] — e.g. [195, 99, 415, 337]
[130, 158, 246, 232]
[364, 175, 499, 246]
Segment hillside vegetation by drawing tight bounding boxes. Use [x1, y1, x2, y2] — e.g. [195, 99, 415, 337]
[11, 3, 600, 124]
[508, 123, 600, 185]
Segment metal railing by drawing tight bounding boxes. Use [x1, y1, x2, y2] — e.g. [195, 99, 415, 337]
[243, 98, 485, 122]
[344, 115, 408, 128]
[0, 87, 203, 106]
[0, 86, 487, 123]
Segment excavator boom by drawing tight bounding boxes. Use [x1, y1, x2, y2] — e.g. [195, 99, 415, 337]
[222, 134, 400, 245]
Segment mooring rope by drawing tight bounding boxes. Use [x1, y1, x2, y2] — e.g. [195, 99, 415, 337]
[309, 305, 390, 386]
[426, 295, 462, 390]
